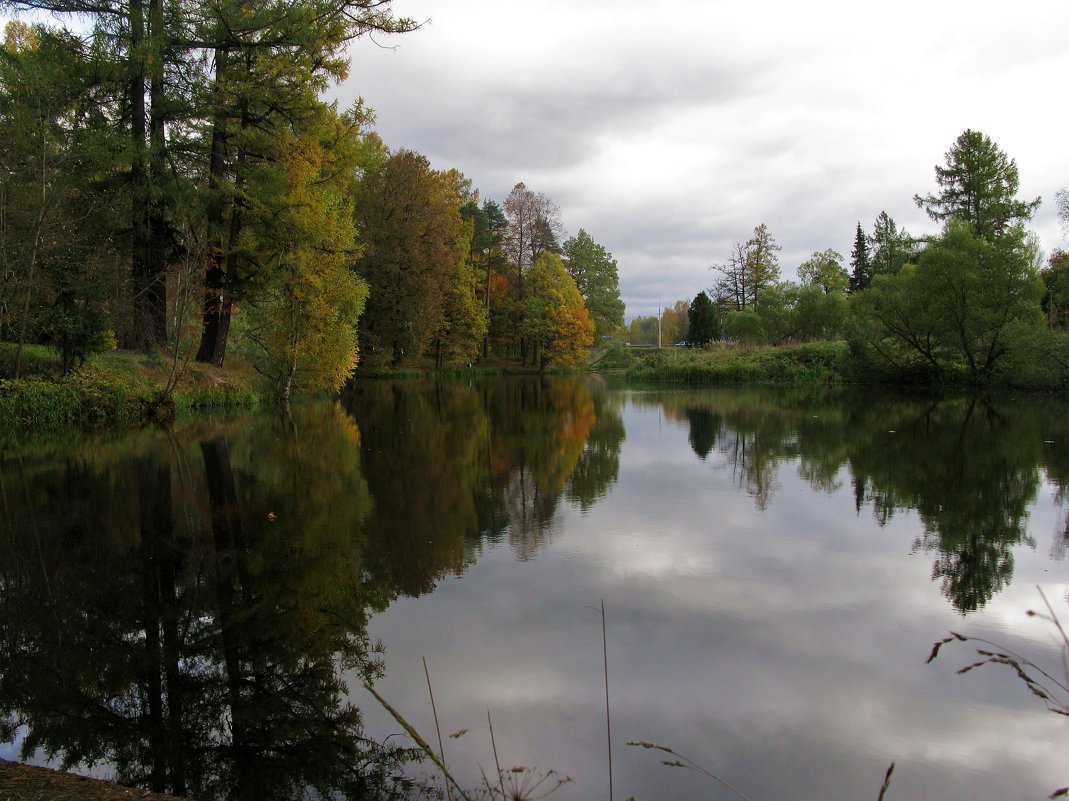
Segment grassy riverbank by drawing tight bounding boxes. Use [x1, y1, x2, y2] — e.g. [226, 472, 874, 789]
[621, 337, 1069, 390]
[0, 344, 263, 428]
[624, 340, 854, 384]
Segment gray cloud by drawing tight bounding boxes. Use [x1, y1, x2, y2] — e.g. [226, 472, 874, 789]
[338, 0, 1069, 319]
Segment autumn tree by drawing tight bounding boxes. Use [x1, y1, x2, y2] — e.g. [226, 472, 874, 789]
[353, 149, 475, 368]
[914, 129, 1040, 243]
[713, 223, 781, 310]
[236, 104, 371, 406]
[503, 182, 561, 299]
[521, 252, 594, 370]
[562, 229, 625, 339]
[192, 0, 416, 366]
[659, 300, 689, 344]
[502, 182, 563, 362]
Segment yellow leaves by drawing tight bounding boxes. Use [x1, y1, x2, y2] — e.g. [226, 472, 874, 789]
[237, 104, 371, 396]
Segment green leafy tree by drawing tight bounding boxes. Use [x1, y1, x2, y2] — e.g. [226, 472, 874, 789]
[852, 222, 1044, 380]
[687, 291, 719, 346]
[792, 283, 847, 341]
[562, 229, 625, 339]
[432, 174, 488, 367]
[521, 252, 594, 370]
[462, 198, 508, 356]
[0, 22, 123, 374]
[627, 315, 659, 345]
[798, 249, 849, 295]
[753, 283, 794, 344]
[723, 307, 765, 344]
[868, 211, 915, 277]
[914, 129, 1040, 243]
[849, 222, 871, 292]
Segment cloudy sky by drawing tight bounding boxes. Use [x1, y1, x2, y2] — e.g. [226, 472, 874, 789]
[338, 0, 1069, 319]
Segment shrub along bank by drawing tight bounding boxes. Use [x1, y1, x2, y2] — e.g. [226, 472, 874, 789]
[623, 337, 1069, 390]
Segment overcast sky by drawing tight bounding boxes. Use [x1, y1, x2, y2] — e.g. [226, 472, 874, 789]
[338, 0, 1069, 319]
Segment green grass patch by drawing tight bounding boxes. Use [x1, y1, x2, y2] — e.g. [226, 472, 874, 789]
[0, 342, 264, 429]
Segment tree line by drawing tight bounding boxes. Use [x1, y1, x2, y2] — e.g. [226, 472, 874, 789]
[630, 129, 1069, 385]
[0, 3, 626, 398]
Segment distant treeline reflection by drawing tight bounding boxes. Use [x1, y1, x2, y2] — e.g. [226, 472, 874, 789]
[646, 386, 1069, 613]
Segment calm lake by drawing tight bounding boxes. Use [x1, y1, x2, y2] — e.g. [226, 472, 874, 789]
[1, 376, 1067, 801]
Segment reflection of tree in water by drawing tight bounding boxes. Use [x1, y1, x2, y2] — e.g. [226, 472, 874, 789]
[852, 396, 1040, 613]
[493, 379, 600, 559]
[565, 380, 626, 512]
[1040, 414, 1069, 562]
[346, 376, 620, 572]
[648, 387, 1065, 614]
[684, 407, 721, 461]
[0, 405, 410, 800]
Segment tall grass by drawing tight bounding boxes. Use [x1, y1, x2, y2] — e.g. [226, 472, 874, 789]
[363, 600, 898, 801]
[626, 341, 853, 385]
[928, 588, 1068, 799]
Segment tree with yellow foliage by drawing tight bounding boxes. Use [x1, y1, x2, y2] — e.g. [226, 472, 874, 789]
[236, 104, 370, 405]
[521, 253, 594, 371]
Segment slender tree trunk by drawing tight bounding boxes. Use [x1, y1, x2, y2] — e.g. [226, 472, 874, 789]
[14, 117, 48, 378]
[146, 0, 168, 346]
[129, 0, 166, 351]
[196, 46, 232, 365]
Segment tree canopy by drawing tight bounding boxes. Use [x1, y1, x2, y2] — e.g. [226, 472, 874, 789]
[563, 229, 625, 339]
[914, 129, 1040, 242]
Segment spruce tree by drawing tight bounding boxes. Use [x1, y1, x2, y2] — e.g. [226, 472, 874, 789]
[849, 222, 871, 292]
[688, 291, 719, 346]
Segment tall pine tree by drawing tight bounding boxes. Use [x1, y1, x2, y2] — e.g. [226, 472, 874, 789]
[849, 222, 871, 292]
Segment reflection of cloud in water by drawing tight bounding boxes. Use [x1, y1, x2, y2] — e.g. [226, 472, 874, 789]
[357, 390, 1069, 801]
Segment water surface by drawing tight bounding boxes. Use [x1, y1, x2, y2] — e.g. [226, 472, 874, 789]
[1, 377, 1067, 800]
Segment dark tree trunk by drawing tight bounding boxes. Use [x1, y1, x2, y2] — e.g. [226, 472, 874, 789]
[129, 0, 168, 350]
[195, 47, 233, 366]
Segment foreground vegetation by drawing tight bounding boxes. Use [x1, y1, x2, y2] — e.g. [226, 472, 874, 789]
[0, 344, 261, 428]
